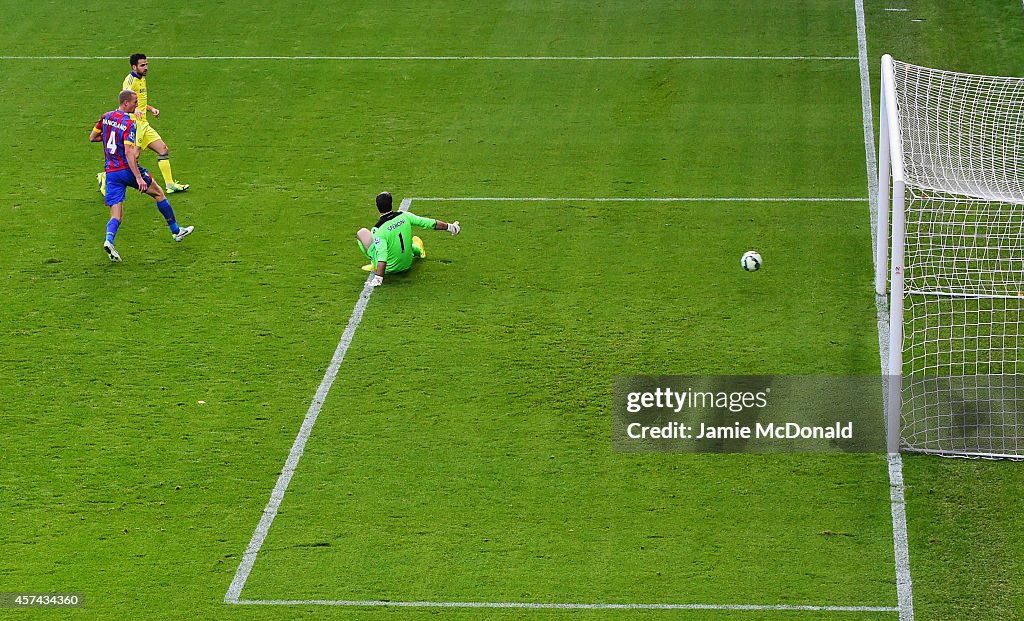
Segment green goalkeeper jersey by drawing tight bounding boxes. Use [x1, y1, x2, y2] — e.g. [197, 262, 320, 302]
[370, 211, 435, 273]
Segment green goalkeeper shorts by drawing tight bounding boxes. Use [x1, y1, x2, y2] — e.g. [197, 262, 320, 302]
[357, 238, 378, 263]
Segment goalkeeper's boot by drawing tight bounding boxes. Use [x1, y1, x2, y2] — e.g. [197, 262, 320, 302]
[166, 182, 190, 194]
[173, 225, 194, 242]
[361, 264, 375, 272]
[97, 172, 106, 197]
[412, 236, 425, 259]
[103, 240, 122, 262]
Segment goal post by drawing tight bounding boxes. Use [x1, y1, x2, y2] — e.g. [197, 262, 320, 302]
[877, 54, 1024, 459]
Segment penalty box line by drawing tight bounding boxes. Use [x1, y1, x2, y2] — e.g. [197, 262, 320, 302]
[410, 196, 867, 202]
[233, 600, 898, 613]
[0, 55, 858, 61]
[224, 197, 413, 604]
[230, 198, 897, 614]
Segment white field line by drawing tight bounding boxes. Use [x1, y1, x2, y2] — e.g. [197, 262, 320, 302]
[225, 195, 895, 613]
[855, 2, 915, 621]
[211, 27, 892, 605]
[223, 197, 412, 603]
[232, 599, 898, 612]
[0, 55, 856, 61]
[411, 196, 866, 202]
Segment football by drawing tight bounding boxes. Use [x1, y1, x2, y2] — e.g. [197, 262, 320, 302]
[741, 250, 762, 272]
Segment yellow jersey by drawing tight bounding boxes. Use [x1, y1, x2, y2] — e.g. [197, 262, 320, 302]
[122, 72, 149, 124]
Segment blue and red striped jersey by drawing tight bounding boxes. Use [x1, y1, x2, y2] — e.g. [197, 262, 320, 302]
[95, 110, 138, 173]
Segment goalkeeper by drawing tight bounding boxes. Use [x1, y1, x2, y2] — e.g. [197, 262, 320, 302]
[356, 191, 461, 287]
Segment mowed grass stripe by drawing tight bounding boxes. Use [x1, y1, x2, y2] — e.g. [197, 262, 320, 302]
[0, 58, 868, 206]
[0, 1, 860, 58]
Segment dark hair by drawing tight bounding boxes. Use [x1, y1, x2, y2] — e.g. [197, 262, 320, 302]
[375, 191, 393, 213]
[130, 53, 147, 67]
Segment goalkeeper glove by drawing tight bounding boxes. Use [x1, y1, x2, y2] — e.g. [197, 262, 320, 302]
[368, 274, 383, 287]
[448, 221, 461, 236]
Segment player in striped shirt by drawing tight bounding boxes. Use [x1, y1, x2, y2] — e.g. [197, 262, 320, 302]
[90, 90, 193, 262]
[98, 53, 189, 196]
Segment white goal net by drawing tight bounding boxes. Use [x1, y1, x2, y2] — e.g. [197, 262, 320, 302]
[877, 55, 1024, 458]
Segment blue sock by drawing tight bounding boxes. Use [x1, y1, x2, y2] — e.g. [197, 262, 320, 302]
[105, 218, 120, 244]
[156, 199, 180, 235]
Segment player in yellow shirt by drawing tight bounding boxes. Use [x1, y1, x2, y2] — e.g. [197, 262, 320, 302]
[98, 53, 189, 195]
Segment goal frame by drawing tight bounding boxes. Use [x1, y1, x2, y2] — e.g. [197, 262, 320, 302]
[875, 54, 1024, 459]
[876, 54, 905, 455]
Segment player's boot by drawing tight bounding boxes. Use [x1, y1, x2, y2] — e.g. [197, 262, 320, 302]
[97, 172, 106, 197]
[166, 182, 190, 194]
[412, 236, 426, 259]
[361, 264, 375, 272]
[103, 240, 121, 262]
[173, 225, 194, 242]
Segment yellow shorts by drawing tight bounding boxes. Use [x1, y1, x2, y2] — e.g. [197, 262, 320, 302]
[135, 121, 163, 150]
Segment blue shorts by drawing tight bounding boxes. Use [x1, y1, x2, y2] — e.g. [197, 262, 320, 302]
[104, 167, 153, 206]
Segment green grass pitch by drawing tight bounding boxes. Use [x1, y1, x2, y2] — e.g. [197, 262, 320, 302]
[1, 1, 1024, 620]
